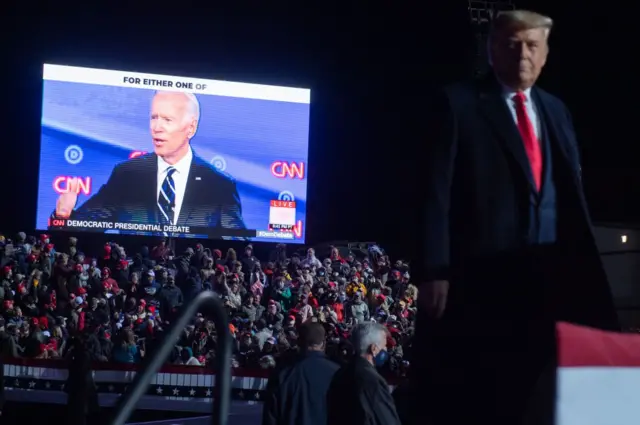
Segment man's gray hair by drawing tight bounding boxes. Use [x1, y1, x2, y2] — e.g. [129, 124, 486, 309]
[351, 322, 387, 355]
[490, 10, 554, 39]
[153, 91, 201, 123]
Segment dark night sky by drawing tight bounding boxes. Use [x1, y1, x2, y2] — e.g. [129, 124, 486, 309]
[1, 2, 637, 257]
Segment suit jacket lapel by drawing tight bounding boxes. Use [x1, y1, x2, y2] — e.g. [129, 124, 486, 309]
[530, 88, 575, 174]
[477, 76, 537, 193]
[176, 159, 199, 225]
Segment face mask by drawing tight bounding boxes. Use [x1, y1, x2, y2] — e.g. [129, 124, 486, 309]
[374, 349, 389, 367]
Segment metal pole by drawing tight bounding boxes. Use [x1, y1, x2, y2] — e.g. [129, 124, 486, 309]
[108, 291, 232, 425]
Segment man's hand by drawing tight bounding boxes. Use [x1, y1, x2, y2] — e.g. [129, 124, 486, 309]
[55, 177, 80, 218]
[420, 280, 449, 319]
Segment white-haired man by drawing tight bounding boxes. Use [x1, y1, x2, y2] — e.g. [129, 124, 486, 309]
[413, 10, 619, 425]
[327, 322, 401, 425]
[53, 91, 245, 231]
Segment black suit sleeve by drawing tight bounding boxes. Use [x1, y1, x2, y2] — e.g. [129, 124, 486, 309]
[51, 163, 124, 222]
[364, 379, 402, 425]
[419, 89, 458, 282]
[326, 368, 343, 425]
[558, 102, 592, 221]
[561, 104, 583, 177]
[217, 179, 246, 230]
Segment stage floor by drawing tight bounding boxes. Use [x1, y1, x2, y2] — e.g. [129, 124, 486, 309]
[1, 402, 262, 425]
[128, 413, 260, 425]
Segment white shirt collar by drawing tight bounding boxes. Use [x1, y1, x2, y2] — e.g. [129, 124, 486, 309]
[157, 147, 193, 175]
[501, 85, 533, 104]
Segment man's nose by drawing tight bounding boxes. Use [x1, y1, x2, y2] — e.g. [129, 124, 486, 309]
[518, 43, 531, 59]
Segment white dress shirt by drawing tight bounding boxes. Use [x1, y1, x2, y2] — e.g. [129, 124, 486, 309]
[502, 86, 541, 140]
[157, 148, 193, 225]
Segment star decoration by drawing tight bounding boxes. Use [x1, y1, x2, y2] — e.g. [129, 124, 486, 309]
[5, 376, 273, 405]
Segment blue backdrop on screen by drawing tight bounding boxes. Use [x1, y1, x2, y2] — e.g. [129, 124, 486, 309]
[36, 81, 310, 243]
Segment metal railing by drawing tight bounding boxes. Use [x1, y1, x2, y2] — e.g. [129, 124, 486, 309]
[108, 291, 232, 425]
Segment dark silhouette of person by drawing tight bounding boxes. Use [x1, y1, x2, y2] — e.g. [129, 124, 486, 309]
[65, 335, 100, 425]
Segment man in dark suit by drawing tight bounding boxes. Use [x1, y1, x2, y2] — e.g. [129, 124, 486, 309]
[411, 10, 619, 425]
[262, 321, 339, 425]
[327, 322, 402, 425]
[53, 91, 245, 230]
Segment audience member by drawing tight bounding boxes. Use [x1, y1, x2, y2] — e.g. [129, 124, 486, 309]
[327, 322, 402, 425]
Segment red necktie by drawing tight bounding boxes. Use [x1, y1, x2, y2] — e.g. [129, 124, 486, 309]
[513, 92, 543, 191]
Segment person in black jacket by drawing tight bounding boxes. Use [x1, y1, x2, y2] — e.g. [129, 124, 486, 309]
[262, 321, 339, 425]
[412, 10, 618, 425]
[327, 322, 401, 425]
[65, 334, 100, 425]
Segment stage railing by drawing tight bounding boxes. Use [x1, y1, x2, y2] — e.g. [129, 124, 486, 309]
[107, 291, 232, 425]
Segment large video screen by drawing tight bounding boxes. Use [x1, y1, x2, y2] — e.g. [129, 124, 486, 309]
[36, 64, 310, 243]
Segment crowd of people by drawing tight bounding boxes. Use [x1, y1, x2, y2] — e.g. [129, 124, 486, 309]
[0, 233, 417, 376]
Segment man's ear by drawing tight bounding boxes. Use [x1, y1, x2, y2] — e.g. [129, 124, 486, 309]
[369, 343, 378, 356]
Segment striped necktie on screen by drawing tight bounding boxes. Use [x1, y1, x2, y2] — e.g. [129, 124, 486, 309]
[158, 167, 177, 225]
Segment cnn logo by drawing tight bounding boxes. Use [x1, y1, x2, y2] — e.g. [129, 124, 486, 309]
[52, 176, 92, 195]
[270, 161, 305, 179]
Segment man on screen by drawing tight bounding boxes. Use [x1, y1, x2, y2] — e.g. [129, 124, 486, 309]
[53, 91, 246, 230]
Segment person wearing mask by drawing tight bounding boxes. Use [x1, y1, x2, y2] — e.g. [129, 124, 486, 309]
[262, 321, 339, 425]
[414, 9, 619, 425]
[327, 322, 401, 425]
[349, 292, 370, 324]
